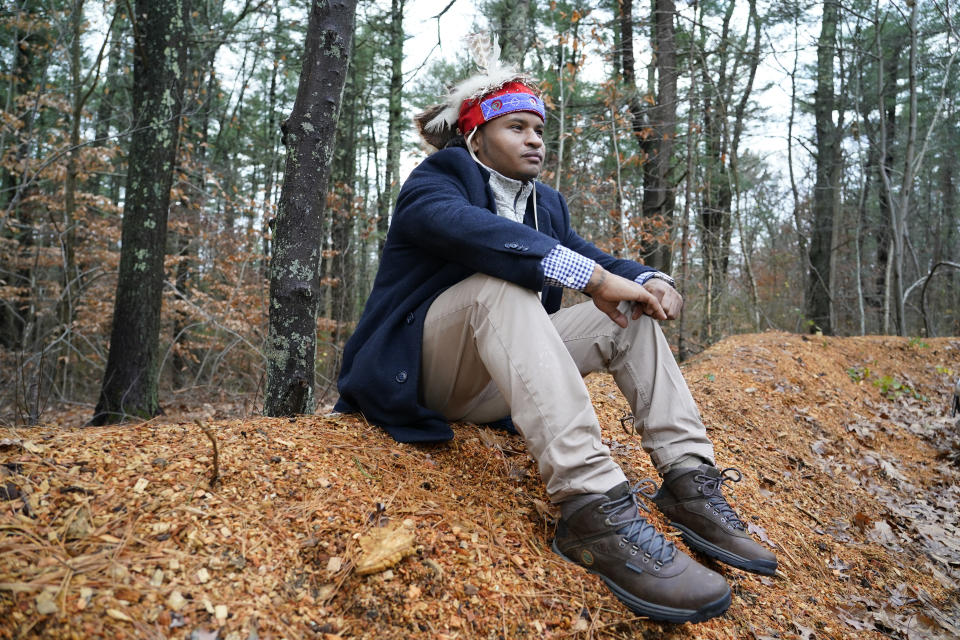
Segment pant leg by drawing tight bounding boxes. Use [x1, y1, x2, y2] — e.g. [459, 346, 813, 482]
[549, 301, 715, 472]
[420, 273, 626, 501]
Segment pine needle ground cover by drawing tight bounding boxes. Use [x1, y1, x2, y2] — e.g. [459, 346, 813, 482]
[2, 332, 959, 639]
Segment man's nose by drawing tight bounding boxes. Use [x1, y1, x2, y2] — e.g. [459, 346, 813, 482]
[526, 130, 543, 146]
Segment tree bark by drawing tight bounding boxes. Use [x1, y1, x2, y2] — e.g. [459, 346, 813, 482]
[639, 0, 678, 273]
[892, 0, 919, 335]
[90, 2, 128, 201]
[91, 0, 190, 424]
[492, 0, 532, 65]
[376, 0, 404, 256]
[261, 5, 283, 272]
[873, 7, 903, 334]
[57, 0, 85, 398]
[0, 1, 51, 350]
[263, 0, 357, 417]
[697, 0, 734, 343]
[677, 0, 698, 361]
[329, 17, 361, 373]
[805, 0, 842, 335]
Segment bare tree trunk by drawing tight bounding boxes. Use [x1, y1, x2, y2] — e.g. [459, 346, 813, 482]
[90, 3, 127, 200]
[609, 105, 629, 253]
[787, 4, 806, 275]
[329, 20, 360, 384]
[727, 0, 762, 330]
[91, 0, 190, 424]
[264, 0, 357, 417]
[639, 0, 678, 272]
[893, 0, 919, 335]
[0, 1, 51, 351]
[697, 0, 734, 343]
[376, 0, 404, 256]
[58, 0, 85, 398]
[677, 0, 698, 361]
[805, 0, 842, 335]
[493, 0, 533, 65]
[262, 5, 283, 271]
[554, 42, 566, 193]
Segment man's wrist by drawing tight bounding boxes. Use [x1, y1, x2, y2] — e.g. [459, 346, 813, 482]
[584, 265, 607, 294]
[636, 271, 676, 288]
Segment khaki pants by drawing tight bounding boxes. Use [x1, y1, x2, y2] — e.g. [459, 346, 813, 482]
[421, 273, 715, 502]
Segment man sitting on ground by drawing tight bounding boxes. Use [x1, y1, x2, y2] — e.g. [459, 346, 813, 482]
[335, 47, 776, 624]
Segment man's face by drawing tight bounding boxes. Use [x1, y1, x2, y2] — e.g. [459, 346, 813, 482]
[471, 112, 545, 182]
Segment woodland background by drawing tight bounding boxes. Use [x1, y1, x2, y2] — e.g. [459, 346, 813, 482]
[1, 0, 959, 425]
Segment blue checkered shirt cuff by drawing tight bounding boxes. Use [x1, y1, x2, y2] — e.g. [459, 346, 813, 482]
[541, 245, 596, 291]
[635, 270, 676, 287]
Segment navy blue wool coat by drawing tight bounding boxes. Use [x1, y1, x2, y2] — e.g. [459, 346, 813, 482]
[334, 147, 655, 442]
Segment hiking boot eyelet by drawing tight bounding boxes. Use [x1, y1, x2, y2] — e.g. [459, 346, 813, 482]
[618, 540, 625, 548]
[654, 562, 663, 571]
[604, 517, 613, 526]
[630, 548, 637, 556]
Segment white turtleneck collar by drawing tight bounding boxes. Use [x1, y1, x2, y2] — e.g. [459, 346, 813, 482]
[475, 158, 534, 225]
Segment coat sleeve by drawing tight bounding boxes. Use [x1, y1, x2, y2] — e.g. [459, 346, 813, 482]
[389, 150, 560, 292]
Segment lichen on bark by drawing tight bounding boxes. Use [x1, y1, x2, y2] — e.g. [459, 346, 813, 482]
[264, 0, 357, 417]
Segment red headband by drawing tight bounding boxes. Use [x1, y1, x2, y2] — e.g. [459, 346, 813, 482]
[457, 82, 546, 135]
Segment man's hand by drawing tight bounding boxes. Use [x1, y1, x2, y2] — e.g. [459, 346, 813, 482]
[584, 266, 666, 328]
[643, 277, 683, 320]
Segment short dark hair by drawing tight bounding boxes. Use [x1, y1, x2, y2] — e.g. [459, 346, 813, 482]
[443, 134, 467, 150]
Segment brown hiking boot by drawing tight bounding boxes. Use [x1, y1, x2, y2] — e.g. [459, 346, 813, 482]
[652, 465, 777, 576]
[552, 481, 731, 623]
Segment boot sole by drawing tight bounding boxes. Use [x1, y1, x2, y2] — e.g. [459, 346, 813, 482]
[551, 540, 731, 623]
[671, 522, 778, 576]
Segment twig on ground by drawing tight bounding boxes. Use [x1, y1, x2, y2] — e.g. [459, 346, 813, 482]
[794, 500, 823, 526]
[195, 419, 220, 488]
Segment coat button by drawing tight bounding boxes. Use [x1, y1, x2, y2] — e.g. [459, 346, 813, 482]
[505, 242, 518, 249]
[395, 370, 408, 383]
[405, 312, 415, 324]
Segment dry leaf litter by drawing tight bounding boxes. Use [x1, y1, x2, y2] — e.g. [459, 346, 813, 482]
[2, 332, 959, 639]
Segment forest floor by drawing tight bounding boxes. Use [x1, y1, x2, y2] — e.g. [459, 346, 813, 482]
[1, 331, 959, 640]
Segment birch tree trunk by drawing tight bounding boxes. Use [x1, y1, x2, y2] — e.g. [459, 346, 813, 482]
[264, 0, 357, 417]
[376, 0, 404, 256]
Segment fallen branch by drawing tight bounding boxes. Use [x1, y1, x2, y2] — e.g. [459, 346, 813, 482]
[195, 419, 220, 488]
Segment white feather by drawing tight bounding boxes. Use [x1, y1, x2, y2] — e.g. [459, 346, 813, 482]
[421, 32, 535, 133]
[423, 68, 530, 132]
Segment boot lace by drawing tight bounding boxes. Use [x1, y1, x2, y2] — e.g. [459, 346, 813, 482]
[599, 480, 676, 565]
[695, 467, 746, 530]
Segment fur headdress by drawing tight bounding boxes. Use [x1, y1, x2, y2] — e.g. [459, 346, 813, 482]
[415, 34, 543, 151]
